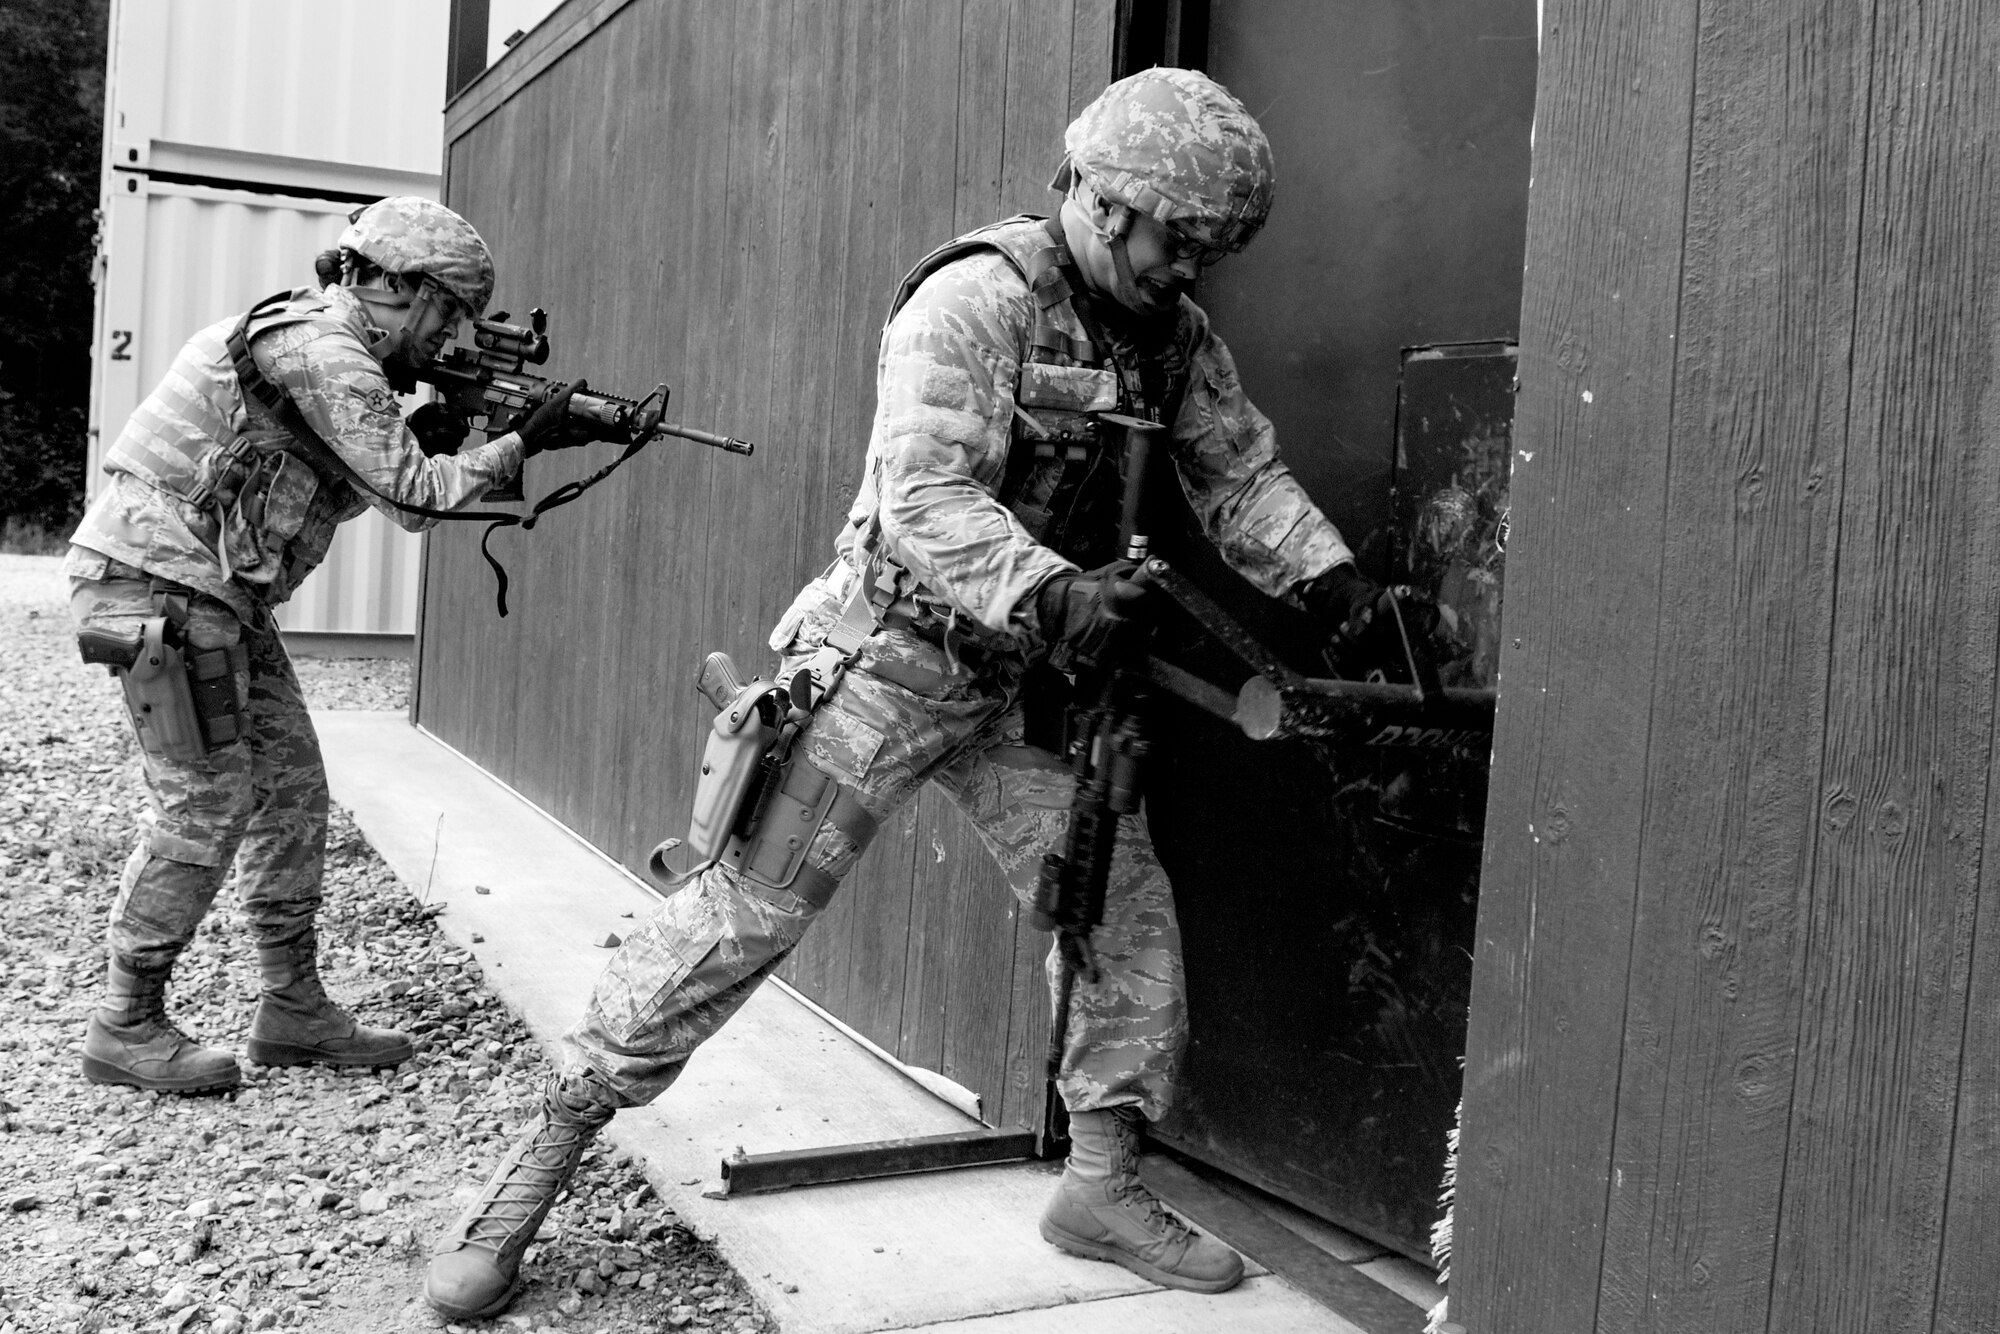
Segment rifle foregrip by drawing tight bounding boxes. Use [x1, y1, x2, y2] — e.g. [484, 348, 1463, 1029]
[78, 626, 145, 669]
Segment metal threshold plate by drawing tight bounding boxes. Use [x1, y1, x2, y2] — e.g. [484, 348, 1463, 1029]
[1141, 1154, 1431, 1334]
[718, 1128, 1041, 1196]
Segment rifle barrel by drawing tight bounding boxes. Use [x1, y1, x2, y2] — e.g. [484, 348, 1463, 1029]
[657, 422, 755, 456]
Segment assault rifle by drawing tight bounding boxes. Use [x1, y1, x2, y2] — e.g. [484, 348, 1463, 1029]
[1029, 415, 1163, 989]
[385, 306, 756, 615]
[415, 307, 754, 502]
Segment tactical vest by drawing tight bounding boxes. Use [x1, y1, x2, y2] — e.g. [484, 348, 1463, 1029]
[884, 215, 1173, 573]
[101, 288, 359, 595]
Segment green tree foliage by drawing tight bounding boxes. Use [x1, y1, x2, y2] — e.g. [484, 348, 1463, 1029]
[0, 0, 107, 545]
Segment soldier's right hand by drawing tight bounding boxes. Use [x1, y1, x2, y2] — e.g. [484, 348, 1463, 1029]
[407, 403, 471, 458]
[1034, 561, 1150, 673]
[513, 380, 591, 456]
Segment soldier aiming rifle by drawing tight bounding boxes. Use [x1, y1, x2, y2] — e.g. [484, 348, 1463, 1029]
[62, 197, 744, 1097]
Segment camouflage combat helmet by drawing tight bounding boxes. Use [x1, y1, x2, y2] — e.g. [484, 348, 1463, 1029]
[1058, 68, 1275, 255]
[337, 197, 495, 318]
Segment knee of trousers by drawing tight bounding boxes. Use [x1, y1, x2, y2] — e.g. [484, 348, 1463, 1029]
[251, 729, 330, 814]
[140, 751, 258, 858]
[580, 797, 869, 1060]
[111, 841, 230, 961]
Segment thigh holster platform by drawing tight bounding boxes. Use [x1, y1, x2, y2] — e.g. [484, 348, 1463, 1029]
[649, 656, 876, 909]
[79, 617, 248, 762]
[719, 752, 876, 904]
[651, 576, 881, 902]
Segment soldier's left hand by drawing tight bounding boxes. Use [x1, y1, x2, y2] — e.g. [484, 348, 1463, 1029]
[1300, 561, 1382, 642]
[513, 381, 589, 455]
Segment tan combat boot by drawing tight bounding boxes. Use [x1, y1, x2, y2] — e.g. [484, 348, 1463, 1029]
[426, 1075, 616, 1319]
[245, 929, 413, 1068]
[82, 956, 241, 1093]
[1040, 1107, 1245, 1293]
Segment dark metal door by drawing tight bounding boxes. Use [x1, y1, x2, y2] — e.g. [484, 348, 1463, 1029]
[1145, 0, 1536, 1259]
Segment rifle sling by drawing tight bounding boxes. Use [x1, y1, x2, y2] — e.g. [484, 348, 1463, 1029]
[226, 292, 648, 617]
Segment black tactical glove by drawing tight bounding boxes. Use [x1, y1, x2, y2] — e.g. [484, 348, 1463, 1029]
[512, 379, 594, 456]
[1034, 561, 1150, 672]
[1306, 565, 1448, 682]
[1299, 562, 1383, 642]
[406, 403, 470, 458]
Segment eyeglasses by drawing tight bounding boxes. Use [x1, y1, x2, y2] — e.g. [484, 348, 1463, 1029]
[415, 276, 468, 327]
[1162, 229, 1233, 269]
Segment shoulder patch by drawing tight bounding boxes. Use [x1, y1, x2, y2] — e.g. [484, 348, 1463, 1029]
[919, 364, 975, 411]
[357, 385, 398, 416]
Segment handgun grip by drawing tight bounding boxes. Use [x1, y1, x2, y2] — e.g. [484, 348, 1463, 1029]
[78, 625, 145, 669]
[695, 651, 748, 711]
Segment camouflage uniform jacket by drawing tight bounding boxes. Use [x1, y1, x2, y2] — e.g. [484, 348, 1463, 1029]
[834, 215, 1353, 652]
[67, 284, 522, 622]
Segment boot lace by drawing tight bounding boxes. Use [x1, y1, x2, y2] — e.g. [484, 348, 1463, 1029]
[462, 1116, 591, 1250]
[1115, 1175, 1197, 1244]
[1104, 1117, 1197, 1246]
[116, 1006, 199, 1051]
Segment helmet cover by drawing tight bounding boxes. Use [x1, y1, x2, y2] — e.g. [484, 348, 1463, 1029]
[1059, 68, 1275, 254]
[337, 196, 495, 317]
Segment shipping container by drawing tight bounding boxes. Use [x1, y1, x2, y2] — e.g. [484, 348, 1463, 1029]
[90, 0, 451, 644]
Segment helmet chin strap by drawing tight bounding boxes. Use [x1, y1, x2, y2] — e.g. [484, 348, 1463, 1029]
[1099, 204, 1179, 319]
[1076, 197, 1147, 312]
[347, 276, 440, 391]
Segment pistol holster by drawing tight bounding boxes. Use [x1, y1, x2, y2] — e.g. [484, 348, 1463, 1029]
[80, 616, 247, 762]
[650, 674, 787, 887]
[648, 651, 875, 905]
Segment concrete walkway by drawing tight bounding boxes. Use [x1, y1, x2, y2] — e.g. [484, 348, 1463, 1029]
[316, 711, 1432, 1334]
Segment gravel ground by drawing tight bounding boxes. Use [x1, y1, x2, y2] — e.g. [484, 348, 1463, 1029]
[0, 555, 769, 1334]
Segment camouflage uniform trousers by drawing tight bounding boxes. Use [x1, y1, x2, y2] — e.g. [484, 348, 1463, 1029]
[560, 598, 1188, 1122]
[69, 558, 327, 970]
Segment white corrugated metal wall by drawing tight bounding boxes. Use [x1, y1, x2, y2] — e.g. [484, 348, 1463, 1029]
[91, 0, 450, 639]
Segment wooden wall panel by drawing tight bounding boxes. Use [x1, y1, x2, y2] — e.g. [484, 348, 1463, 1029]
[1451, 0, 1699, 1323]
[1938, 84, 2000, 1323]
[1589, 0, 1865, 1326]
[996, 0, 1081, 1136]
[1461, 0, 2000, 1327]
[424, 0, 1113, 1131]
[797, 0, 926, 1078]
[1768, 1, 2000, 1327]
[891, 0, 973, 1096]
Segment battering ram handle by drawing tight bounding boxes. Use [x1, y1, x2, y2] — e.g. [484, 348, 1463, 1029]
[1234, 674, 1495, 748]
